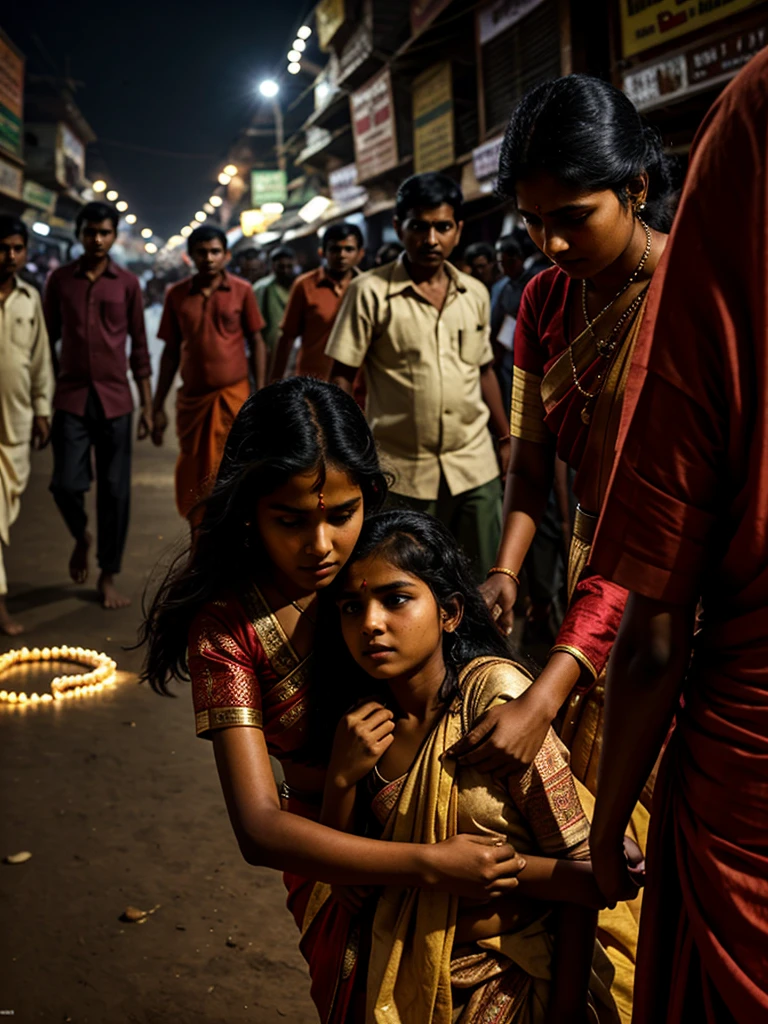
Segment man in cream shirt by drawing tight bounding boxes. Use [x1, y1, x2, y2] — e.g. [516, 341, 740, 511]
[0, 216, 53, 634]
[327, 173, 510, 576]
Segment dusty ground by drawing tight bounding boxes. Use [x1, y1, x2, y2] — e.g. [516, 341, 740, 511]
[0, 431, 317, 1023]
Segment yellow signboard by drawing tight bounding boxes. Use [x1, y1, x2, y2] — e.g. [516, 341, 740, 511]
[413, 62, 454, 175]
[316, 0, 346, 51]
[621, 0, 758, 58]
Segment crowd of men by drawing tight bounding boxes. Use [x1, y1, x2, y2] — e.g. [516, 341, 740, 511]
[0, 171, 564, 635]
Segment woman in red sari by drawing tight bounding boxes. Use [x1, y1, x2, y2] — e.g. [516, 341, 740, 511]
[590, 51, 768, 1023]
[450, 77, 676, 803]
[140, 377, 523, 1023]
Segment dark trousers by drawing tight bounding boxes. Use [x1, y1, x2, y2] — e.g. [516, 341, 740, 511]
[50, 389, 132, 574]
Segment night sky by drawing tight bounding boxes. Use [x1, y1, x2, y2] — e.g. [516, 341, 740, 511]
[3, 0, 311, 237]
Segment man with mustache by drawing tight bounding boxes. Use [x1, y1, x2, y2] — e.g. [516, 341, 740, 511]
[327, 173, 509, 577]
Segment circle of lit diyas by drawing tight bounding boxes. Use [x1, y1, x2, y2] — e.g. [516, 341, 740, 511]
[0, 647, 118, 706]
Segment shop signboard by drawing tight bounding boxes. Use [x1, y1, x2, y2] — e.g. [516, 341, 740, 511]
[250, 169, 288, 207]
[316, 0, 346, 50]
[57, 124, 86, 189]
[410, 0, 452, 37]
[350, 68, 398, 183]
[620, 0, 758, 59]
[22, 179, 56, 212]
[623, 20, 767, 109]
[0, 36, 24, 160]
[472, 135, 504, 183]
[0, 154, 23, 199]
[412, 62, 454, 174]
[329, 164, 368, 206]
[477, 0, 546, 45]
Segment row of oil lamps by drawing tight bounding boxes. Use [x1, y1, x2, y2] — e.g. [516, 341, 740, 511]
[0, 646, 118, 705]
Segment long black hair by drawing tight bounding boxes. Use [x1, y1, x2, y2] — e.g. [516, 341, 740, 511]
[315, 509, 513, 734]
[140, 378, 388, 694]
[498, 74, 678, 232]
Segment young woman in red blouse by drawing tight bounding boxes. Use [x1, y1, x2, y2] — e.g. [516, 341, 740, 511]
[141, 377, 523, 1023]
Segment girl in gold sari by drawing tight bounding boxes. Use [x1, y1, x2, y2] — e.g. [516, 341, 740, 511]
[320, 510, 643, 1023]
[454, 76, 677, 805]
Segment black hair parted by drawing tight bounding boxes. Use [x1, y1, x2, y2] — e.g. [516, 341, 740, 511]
[396, 172, 463, 223]
[0, 215, 28, 245]
[188, 225, 228, 253]
[498, 74, 678, 232]
[314, 509, 512, 737]
[76, 201, 119, 234]
[140, 378, 389, 695]
[323, 221, 364, 251]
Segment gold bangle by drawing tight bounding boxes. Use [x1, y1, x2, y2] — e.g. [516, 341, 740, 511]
[486, 566, 520, 586]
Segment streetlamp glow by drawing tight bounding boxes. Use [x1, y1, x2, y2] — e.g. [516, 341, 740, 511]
[125, 213, 137, 225]
[287, 50, 301, 62]
[181, 226, 193, 237]
[203, 202, 214, 214]
[106, 189, 119, 201]
[209, 195, 223, 207]
[262, 202, 284, 215]
[297, 25, 312, 40]
[287, 62, 301, 75]
[218, 172, 231, 186]
[144, 242, 158, 255]
[92, 180, 107, 193]
[141, 227, 153, 239]
[116, 200, 128, 212]
[195, 211, 207, 222]
[292, 38, 306, 52]
[259, 79, 279, 99]
[223, 164, 238, 177]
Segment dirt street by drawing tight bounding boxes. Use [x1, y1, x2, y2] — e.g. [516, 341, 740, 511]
[0, 430, 317, 1023]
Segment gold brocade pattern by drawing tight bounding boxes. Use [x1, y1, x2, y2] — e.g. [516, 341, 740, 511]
[279, 698, 309, 731]
[243, 585, 300, 677]
[195, 706, 262, 732]
[510, 368, 550, 444]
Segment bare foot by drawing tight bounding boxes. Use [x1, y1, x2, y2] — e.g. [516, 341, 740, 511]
[97, 572, 131, 610]
[69, 532, 91, 584]
[0, 598, 23, 636]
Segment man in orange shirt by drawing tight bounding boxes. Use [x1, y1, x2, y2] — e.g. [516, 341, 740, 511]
[151, 226, 267, 523]
[270, 222, 364, 382]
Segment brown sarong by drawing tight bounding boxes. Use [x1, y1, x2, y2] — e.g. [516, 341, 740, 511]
[175, 378, 249, 520]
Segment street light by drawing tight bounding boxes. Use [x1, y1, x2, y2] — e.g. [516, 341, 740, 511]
[180, 226, 193, 237]
[297, 25, 312, 39]
[125, 213, 137, 225]
[209, 195, 223, 207]
[141, 227, 153, 239]
[106, 190, 119, 201]
[203, 202, 214, 214]
[262, 202, 284, 215]
[218, 172, 231, 185]
[92, 180, 107, 193]
[292, 38, 307, 52]
[144, 242, 158, 255]
[223, 164, 238, 177]
[287, 49, 301, 62]
[116, 200, 128, 212]
[287, 63, 301, 75]
[195, 210, 207, 222]
[259, 79, 279, 99]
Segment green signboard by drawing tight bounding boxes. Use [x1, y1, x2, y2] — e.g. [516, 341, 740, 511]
[251, 169, 287, 207]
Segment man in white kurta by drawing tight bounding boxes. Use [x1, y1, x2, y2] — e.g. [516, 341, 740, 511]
[0, 217, 53, 634]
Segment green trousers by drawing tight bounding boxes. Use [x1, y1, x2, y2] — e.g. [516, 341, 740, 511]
[387, 475, 502, 581]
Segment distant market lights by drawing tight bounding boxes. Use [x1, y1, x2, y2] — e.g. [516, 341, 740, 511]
[125, 213, 137, 225]
[115, 200, 128, 212]
[106, 189, 119, 201]
[209, 195, 223, 207]
[140, 227, 153, 239]
[92, 179, 107, 193]
[144, 242, 158, 255]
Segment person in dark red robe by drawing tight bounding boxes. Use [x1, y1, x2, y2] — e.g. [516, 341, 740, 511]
[589, 50, 768, 1024]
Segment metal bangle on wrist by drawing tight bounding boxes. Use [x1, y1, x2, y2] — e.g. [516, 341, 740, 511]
[486, 566, 520, 587]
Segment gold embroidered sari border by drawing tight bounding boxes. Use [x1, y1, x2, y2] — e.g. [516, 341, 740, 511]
[196, 706, 263, 735]
[510, 368, 550, 444]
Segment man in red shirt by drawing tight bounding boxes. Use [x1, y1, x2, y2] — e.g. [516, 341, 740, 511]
[152, 226, 266, 525]
[269, 222, 364, 382]
[44, 201, 152, 609]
